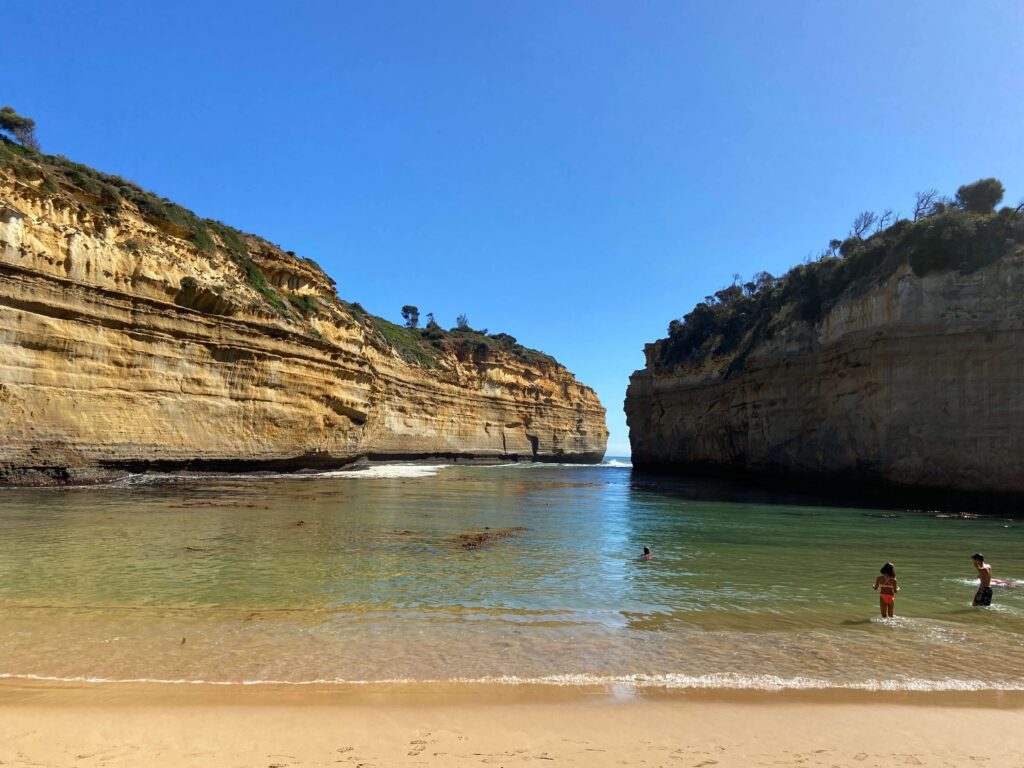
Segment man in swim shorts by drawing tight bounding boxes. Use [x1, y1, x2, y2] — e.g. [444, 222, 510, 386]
[972, 553, 993, 607]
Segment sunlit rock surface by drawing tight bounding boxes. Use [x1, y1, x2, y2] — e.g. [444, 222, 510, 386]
[0, 160, 606, 484]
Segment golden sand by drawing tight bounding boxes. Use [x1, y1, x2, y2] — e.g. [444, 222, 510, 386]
[1, 680, 1022, 767]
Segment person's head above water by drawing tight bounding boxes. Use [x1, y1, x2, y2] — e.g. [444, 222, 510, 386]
[643, 546, 650, 555]
[880, 562, 896, 577]
[972, 553, 985, 563]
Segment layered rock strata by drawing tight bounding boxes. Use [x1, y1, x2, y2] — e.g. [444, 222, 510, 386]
[0, 156, 606, 484]
[626, 250, 1024, 495]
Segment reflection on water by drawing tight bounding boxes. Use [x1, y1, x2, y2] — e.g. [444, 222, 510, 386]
[0, 461, 1022, 689]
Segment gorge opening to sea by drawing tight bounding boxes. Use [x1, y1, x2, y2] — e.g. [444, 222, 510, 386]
[1, 461, 1022, 692]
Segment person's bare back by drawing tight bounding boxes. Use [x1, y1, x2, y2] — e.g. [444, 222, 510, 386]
[972, 553, 993, 607]
[872, 562, 898, 618]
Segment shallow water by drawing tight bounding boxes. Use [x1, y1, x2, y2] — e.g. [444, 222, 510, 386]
[0, 461, 1022, 690]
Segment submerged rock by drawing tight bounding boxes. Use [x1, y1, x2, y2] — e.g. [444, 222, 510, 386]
[456, 526, 529, 549]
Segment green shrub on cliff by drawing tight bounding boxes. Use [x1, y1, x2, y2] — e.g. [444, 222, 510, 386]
[0, 106, 38, 150]
[654, 179, 1024, 373]
[0, 137, 305, 319]
[237, 258, 289, 316]
[285, 292, 319, 316]
[401, 305, 419, 328]
[955, 178, 1004, 214]
[361, 313, 555, 369]
[367, 316, 443, 368]
[0, 136, 227, 254]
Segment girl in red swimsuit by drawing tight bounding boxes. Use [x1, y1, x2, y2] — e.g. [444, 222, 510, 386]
[872, 562, 899, 618]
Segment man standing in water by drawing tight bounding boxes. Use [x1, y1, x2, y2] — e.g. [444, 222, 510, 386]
[972, 553, 993, 607]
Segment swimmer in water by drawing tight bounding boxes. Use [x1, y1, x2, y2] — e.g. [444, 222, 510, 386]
[640, 546, 653, 560]
[872, 562, 898, 618]
[972, 554, 993, 607]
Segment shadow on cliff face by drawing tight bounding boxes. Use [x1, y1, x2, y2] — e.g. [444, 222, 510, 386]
[628, 469, 1024, 518]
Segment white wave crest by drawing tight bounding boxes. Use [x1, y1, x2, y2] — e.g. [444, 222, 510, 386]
[109, 464, 449, 486]
[3, 671, 1022, 692]
[317, 464, 449, 480]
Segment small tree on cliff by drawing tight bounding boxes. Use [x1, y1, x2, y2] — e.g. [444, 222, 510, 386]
[955, 178, 1004, 214]
[0, 106, 39, 150]
[401, 305, 419, 328]
[913, 189, 940, 221]
[850, 211, 876, 238]
[455, 313, 470, 330]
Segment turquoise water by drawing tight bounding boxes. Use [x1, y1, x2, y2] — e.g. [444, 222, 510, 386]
[0, 460, 1022, 689]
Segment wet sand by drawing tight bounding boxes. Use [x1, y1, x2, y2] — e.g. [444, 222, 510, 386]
[1, 680, 1022, 767]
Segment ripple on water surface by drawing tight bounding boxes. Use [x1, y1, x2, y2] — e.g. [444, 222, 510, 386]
[0, 462, 1022, 690]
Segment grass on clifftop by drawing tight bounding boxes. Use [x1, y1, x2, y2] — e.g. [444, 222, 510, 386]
[0, 137, 301, 320]
[0, 137, 220, 248]
[652, 179, 1024, 374]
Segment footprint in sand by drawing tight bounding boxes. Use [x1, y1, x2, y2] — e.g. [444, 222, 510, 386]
[407, 739, 427, 756]
[669, 748, 718, 765]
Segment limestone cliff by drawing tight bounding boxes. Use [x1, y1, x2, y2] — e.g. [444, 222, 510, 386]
[626, 201, 1024, 495]
[0, 141, 606, 484]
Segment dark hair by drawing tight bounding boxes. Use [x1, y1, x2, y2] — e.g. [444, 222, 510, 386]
[880, 562, 895, 577]
[972, 553, 985, 562]
[643, 546, 651, 555]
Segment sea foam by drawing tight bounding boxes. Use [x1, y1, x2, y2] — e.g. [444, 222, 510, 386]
[2, 671, 1022, 692]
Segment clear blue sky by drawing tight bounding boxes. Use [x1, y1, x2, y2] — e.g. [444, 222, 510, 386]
[5, 2, 1023, 455]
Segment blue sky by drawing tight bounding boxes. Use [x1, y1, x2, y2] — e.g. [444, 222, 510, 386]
[5, 2, 1023, 455]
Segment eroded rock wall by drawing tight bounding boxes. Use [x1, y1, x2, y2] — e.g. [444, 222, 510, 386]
[0, 168, 606, 484]
[625, 253, 1024, 494]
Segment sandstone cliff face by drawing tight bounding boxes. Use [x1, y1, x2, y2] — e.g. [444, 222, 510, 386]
[0, 156, 606, 484]
[626, 250, 1024, 494]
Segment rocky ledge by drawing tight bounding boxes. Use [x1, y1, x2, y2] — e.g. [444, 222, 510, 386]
[0, 141, 606, 485]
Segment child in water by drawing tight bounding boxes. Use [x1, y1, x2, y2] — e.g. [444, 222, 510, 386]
[872, 562, 899, 618]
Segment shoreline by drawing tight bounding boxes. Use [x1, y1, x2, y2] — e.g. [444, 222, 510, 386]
[5, 677, 1024, 707]
[2, 680, 1022, 766]
[2, 672, 1023, 694]
[0, 453, 611, 489]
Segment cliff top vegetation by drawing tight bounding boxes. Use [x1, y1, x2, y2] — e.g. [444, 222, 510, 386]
[341, 302, 556, 369]
[0, 117, 555, 371]
[649, 179, 1024, 374]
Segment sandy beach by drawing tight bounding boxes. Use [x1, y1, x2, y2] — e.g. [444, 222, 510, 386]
[1, 681, 1022, 767]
